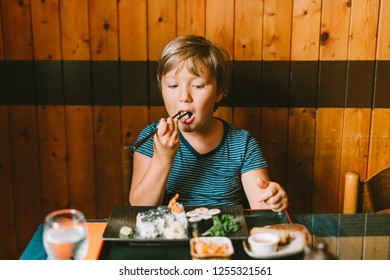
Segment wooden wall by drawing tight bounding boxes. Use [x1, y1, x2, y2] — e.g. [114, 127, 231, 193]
[0, 0, 389, 259]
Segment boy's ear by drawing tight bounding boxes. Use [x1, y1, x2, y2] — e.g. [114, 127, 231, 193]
[215, 91, 224, 103]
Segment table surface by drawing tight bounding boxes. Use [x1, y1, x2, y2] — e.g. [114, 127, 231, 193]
[20, 209, 390, 260]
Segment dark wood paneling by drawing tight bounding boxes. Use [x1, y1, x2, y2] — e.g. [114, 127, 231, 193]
[63, 61, 92, 105]
[6, 61, 36, 105]
[148, 61, 161, 106]
[120, 61, 148, 106]
[0, 61, 6, 104]
[318, 61, 347, 108]
[374, 61, 390, 108]
[233, 61, 261, 107]
[91, 61, 120, 106]
[290, 61, 318, 108]
[262, 61, 290, 107]
[346, 61, 375, 108]
[35, 61, 63, 105]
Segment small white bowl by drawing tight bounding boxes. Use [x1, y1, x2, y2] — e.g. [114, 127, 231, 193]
[248, 233, 280, 255]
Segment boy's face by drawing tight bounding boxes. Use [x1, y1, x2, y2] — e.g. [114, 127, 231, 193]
[161, 63, 223, 133]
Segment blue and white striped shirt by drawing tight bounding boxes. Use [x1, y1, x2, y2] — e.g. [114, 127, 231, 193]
[133, 119, 268, 206]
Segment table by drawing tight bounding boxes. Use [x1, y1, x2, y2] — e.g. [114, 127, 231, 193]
[20, 210, 390, 260]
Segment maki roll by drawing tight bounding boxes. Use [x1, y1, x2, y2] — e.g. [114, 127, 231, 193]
[188, 216, 203, 235]
[195, 207, 209, 215]
[198, 213, 213, 231]
[186, 210, 198, 218]
[208, 208, 221, 217]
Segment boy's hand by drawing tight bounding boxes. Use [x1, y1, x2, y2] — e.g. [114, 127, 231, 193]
[256, 178, 288, 212]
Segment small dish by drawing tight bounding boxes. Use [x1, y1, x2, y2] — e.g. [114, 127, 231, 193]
[243, 231, 306, 259]
[190, 237, 234, 260]
[248, 233, 280, 255]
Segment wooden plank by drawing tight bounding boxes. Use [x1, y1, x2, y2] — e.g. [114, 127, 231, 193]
[0, 106, 18, 259]
[147, 0, 176, 60]
[60, 0, 96, 218]
[313, 108, 344, 213]
[234, 0, 263, 60]
[30, 0, 61, 60]
[338, 236, 364, 260]
[0, 7, 4, 58]
[206, 0, 234, 55]
[149, 106, 168, 123]
[363, 236, 390, 260]
[291, 0, 322, 61]
[177, 0, 205, 36]
[233, 108, 262, 143]
[31, 0, 69, 215]
[9, 106, 42, 253]
[376, 0, 390, 60]
[263, 0, 293, 60]
[261, 108, 288, 187]
[89, 0, 119, 61]
[89, 1, 122, 218]
[60, 0, 90, 60]
[348, 0, 380, 61]
[367, 109, 390, 177]
[339, 108, 371, 212]
[1, 0, 33, 59]
[118, 0, 147, 61]
[312, 236, 338, 259]
[2, 0, 42, 256]
[118, 1, 149, 204]
[320, 0, 351, 60]
[287, 108, 316, 213]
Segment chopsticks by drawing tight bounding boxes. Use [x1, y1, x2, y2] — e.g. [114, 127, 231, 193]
[284, 210, 293, 224]
[130, 111, 191, 153]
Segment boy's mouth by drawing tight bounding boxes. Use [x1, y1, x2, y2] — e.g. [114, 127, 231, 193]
[178, 111, 193, 120]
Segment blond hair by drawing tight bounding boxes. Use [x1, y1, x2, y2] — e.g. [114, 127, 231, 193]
[157, 35, 232, 100]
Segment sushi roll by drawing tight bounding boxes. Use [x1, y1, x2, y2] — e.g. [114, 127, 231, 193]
[208, 208, 221, 217]
[198, 213, 213, 231]
[186, 210, 198, 218]
[195, 207, 209, 215]
[188, 216, 203, 235]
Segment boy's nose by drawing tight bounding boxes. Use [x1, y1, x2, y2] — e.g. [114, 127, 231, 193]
[179, 87, 192, 103]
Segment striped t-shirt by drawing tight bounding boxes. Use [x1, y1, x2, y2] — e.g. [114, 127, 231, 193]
[133, 119, 268, 206]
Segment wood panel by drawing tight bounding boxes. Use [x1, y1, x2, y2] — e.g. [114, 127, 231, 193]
[119, 0, 149, 205]
[263, 0, 292, 60]
[31, 0, 69, 215]
[234, 0, 263, 61]
[313, 109, 344, 213]
[376, 0, 390, 60]
[119, 0, 147, 61]
[291, 0, 321, 61]
[363, 236, 390, 260]
[320, 0, 351, 60]
[367, 109, 390, 177]
[147, 0, 176, 61]
[89, 0, 122, 218]
[60, 0, 96, 218]
[177, 0, 205, 37]
[348, 0, 380, 61]
[2, 0, 43, 257]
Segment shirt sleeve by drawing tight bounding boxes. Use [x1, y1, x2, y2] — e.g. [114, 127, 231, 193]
[241, 132, 268, 174]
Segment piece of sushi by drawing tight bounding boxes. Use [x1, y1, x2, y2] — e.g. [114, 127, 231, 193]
[198, 213, 213, 231]
[208, 208, 221, 217]
[195, 207, 209, 215]
[186, 210, 199, 218]
[188, 216, 204, 235]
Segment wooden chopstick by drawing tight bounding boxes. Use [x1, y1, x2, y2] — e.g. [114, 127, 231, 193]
[130, 111, 190, 153]
[284, 210, 293, 224]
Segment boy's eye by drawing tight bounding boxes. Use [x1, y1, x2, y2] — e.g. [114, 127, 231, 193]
[168, 85, 178, 88]
[193, 84, 205, 89]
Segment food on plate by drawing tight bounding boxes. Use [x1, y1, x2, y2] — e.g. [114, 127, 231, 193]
[168, 193, 184, 214]
[249, 223, 310, 245]
[119, 226, 133, 238]
[195, 207, 209, 214]
[135, 206, 188, 239]
[208, 208, 221, 216]
[248, 232, 280, 254]
[202, 214, 239, 237]
[190, 236, 234, 259]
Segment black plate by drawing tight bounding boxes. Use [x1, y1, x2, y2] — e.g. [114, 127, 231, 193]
[102, 205, 248, 242]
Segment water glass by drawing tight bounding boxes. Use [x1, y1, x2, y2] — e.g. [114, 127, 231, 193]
[43, 209, 89, 260]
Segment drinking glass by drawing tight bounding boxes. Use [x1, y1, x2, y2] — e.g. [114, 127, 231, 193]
[43, 209, 89, 260]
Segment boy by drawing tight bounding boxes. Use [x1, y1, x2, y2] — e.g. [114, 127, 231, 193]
[129, 35, 288, 211]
